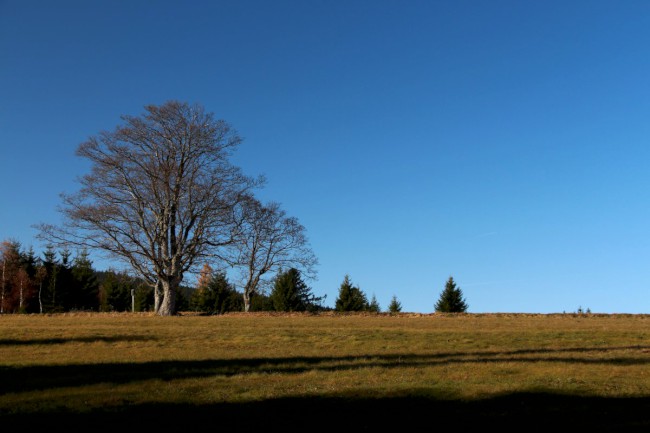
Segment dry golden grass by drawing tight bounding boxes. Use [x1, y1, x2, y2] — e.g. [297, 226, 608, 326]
[1, 312, 649, 430]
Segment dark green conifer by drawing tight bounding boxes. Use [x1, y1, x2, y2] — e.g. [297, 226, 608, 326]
[388, 295, 402, 314]
[434, 276, 468, 313]
[71, 250, 99, 311]
[335, 275, 368, 312]
[367, 294, 381, 313]
[270, 268, 324, 312]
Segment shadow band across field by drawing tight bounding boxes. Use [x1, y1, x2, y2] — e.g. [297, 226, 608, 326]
[1, 345, 649, 395]
[0, 335, 157, 346]
[1, 346, 650, 430]
[2, 393, 650, 431]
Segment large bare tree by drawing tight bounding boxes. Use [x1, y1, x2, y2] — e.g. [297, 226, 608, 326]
[37, 101, 259, 315]
[234, 198, 317, 312]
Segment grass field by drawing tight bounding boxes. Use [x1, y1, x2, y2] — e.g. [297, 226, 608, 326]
[1, 312, 649, 431]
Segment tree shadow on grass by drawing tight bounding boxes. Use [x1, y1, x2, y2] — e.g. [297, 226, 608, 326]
[0, 335, 157, 346]
[3, 392, 650, 432]
[1, 345, 649, 395]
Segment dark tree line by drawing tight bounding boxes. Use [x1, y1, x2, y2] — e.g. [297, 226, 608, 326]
[1, 240, 39, 314]
[0, 238, 325, 315]
[0, 240, 193, 314]
[0, 240, 101, 313]
[1, 237, 467, 315]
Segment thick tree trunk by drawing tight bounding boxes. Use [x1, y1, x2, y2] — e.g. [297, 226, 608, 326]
[158, 279, 177, 316]
[243, 291, 251, 312]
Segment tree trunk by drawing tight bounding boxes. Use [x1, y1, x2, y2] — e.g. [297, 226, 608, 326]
[158, 279, 177, 316]
[19, 276, 23, 310]
[39, 281, 43, 314]
[153, 280, 162, 314]
[243, 291, 251, 312]
[1, 260, 5, 314]
[52, 273, 56, 305]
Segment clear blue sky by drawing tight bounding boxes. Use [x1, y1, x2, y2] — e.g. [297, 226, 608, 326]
[1, 0, 649, 313]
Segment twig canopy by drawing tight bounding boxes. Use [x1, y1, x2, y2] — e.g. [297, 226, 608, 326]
[37, 101, 260, 315]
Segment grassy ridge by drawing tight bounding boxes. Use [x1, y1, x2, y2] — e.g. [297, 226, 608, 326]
[1, 313, 649, 430]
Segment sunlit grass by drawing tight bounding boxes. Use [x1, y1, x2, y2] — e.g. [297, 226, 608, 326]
[1, 312, 649, 428]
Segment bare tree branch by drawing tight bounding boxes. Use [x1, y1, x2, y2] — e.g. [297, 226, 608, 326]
[233, 198, 318, 312]
[35, 101, 262, 315]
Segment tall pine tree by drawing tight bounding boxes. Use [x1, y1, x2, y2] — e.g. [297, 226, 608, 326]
[40, 245, 59, 312]
[335, 275, 368, 312]
[99, 270, 131, 312]
[367, 294, 381, 313]
[434, 276, 468, 313]
[388, 295, 402, 314]
[270, 268, 325, 312]
[71, 250, 99, 311]
[56, 249, 74, 311]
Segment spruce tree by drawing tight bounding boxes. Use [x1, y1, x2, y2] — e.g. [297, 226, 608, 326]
[434, 276, 468, 313]
[54, 249, 73, 311]
[271, 268, 304, 311]
[41, 245, 59, 313]
[388, 295, 402, 314]
[100, 271, 131, 312]
[19, 247, 38, 313]
[367, 294, 381, 313]
[335, 275, 368, 312]
[270, 268, 324, 312]
[71, 250, 99, 311]
[208, 272, 242, 313]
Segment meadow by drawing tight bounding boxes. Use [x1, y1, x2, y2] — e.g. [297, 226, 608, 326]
[1, 312, 649, 431]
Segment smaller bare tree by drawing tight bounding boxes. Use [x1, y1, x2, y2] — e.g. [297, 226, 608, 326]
[233, 199, 317, 312]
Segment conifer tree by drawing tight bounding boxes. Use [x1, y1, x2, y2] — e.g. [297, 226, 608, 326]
[208, 271, 241, 313]
[41, 245, 59, 312]
[335, 275, 368, 312]
[367, 294, 381, 313]
[100, 271, 131, 312]
[56, 249, 74, 311]
[434, 276, 468, 313]
[270, 268, 325, 312]
[71, 250, 99, 311]
[388, 295, 402, 314]
[196, 263, 213, 293]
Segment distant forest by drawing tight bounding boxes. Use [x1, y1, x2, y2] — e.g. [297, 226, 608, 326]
[0, 240, 324, 314]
